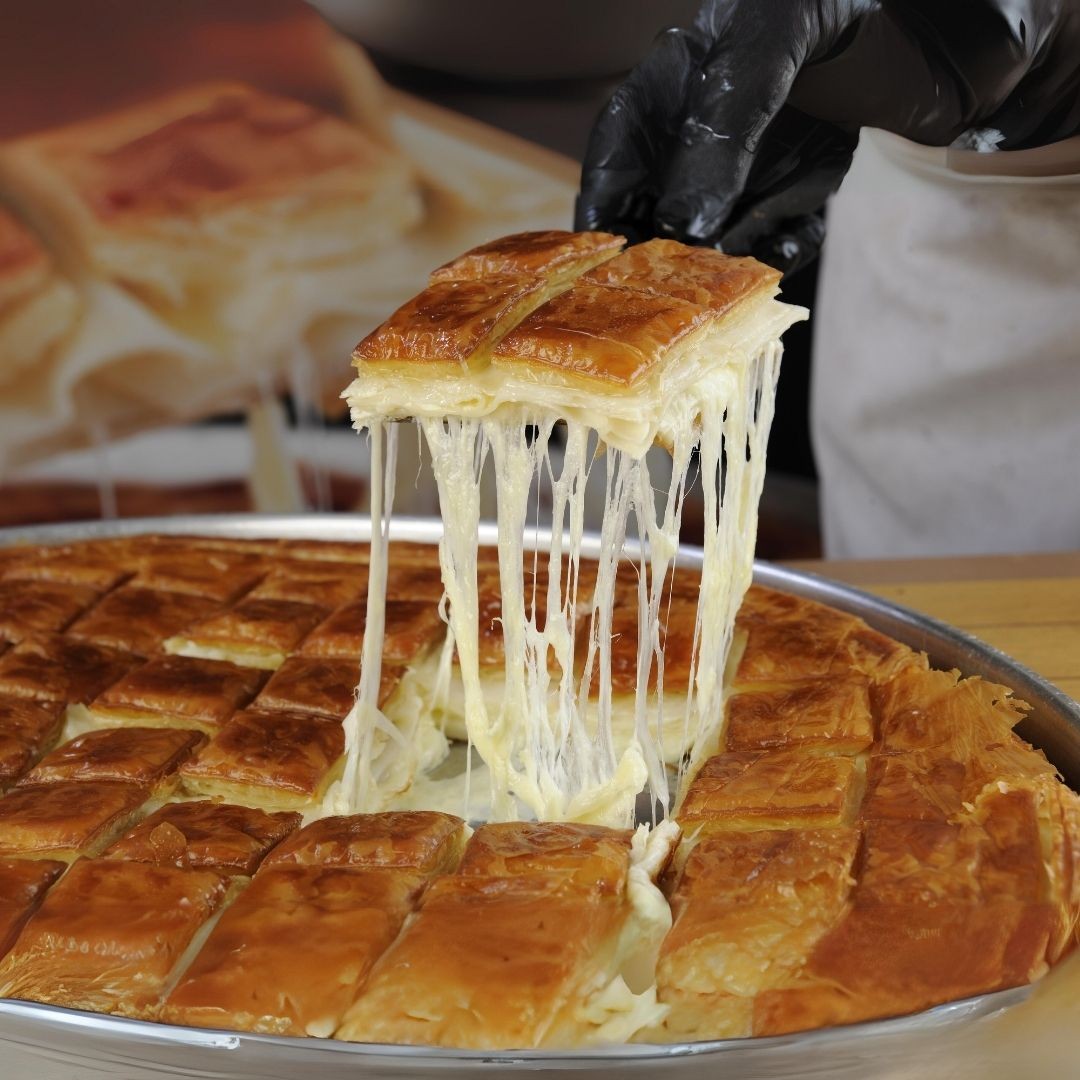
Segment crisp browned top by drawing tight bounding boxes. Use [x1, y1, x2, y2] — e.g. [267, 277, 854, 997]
[459, 822, 632, 894]
[265, 811, 465, 874]
[492, 283, 710, 386]
[162, 865, 424, 1037]
[179, 706, 345, 796]
[104, 799, 300, 875]
[429, 230, 624, 285]
[580, 238, 777, 312]
[353, 276, 547, 368]
[350, 231, 783, 390]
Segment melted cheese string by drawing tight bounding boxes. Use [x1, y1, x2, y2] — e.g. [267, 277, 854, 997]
[339, 335, 784, 825]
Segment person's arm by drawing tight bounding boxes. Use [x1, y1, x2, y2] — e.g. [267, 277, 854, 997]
[577, 0, 1080, 273]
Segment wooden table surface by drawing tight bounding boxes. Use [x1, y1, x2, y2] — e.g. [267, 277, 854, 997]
[788, 551, 1080, 705]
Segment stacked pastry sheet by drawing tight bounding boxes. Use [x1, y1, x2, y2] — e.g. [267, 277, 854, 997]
[0, 533, 1076, 1047]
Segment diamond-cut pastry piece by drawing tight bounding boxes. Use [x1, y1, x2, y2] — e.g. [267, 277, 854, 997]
[256, 655, 399, 719]
[0, 858, 233, 1019]
[264, 811, 467, 874]
[85, 655, 267, 735]
[130, 548, 266, 601]
[754, 901, 1055, 1036]
[0, 857, 65, 960]
[336, 873, 628, 1049]
[724, 674, 874, 755]
[0, 634, 136, 704]
[104, 800, 300, 876]
[18, 726, 205, 790]
[678, 750, 863, 831]
[733, 587, 863, 686]
[580, 238, 770, 312]
[249, 559, 367, 608]
[179, 706, 345, 810]
[68, 586, 219, 655]
[301, 598, 444, 663]
[163, 865, 426, 1037]
[459, 822, 632, 893]
[657, 828, 858, 1040]
[0, 696, 64, 790]
[354, 275, 549, 369]
[0, 780, 149, 860]
[165, 597, 329, 670]
[429, 229, 624, 286]
[0, 580, 100, 641]
[492, 284, 710, 386]
[861, 752, 966, 823]
[0, 546, 130, 591]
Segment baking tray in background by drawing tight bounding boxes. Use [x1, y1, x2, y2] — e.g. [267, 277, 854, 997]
[0, 514, 1077, 1080]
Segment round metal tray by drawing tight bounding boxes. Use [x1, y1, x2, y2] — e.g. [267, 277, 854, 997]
[1, 514, 1077, 1079]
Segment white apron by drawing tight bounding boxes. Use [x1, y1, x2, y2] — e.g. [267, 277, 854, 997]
[812, 129, 1080, 558]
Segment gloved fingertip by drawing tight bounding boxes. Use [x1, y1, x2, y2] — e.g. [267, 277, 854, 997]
[653, 193, 729, 243]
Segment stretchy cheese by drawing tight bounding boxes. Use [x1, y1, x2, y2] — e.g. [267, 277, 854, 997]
[341, 233, 806, 823]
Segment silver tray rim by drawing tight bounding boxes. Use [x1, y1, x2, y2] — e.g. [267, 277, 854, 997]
[0, 511, 1075, 1069]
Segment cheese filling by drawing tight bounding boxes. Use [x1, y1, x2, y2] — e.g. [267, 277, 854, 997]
[338, 306, 786, 824]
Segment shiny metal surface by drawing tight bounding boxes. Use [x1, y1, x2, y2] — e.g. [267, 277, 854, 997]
[0, 513, 1077, 1079]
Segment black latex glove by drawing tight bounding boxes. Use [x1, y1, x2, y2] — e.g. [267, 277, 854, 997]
[576, 0, 1080, 274]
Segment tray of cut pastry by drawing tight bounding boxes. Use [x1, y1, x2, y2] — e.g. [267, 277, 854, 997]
[0, 0, 578, 516]
[0, 516, 1077, 1080]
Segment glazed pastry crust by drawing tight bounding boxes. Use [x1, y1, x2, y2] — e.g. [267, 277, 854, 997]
[104, 799, 300, 876]
[0, 858, 231, 1018]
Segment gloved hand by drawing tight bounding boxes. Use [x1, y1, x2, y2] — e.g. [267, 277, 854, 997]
[576, 0, 1080, 274]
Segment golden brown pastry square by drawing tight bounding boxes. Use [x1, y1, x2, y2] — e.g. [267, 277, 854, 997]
[301, 598, 444, 664]
[860, 751, 964, 823]
[754, 900, 1056, 1036]
[429, 229, 624, 286]
[458, 822, 632, 894]
[104, 799, 300, 876]
[733, 587, 863, 686]
[130, 548, 266, 602]
[85, 654, 267, 734]
[0, 696, 64, 790]
[255, 655, 399, 719]
[264, 810, 466, 874]
[163, 865, 425, 1036]
[179, 706, 345, 810]
[0, 634, 136, 704]
[165, 597, 329, 670]
[0, 855, 63, 959]
[18, 726, 205, 790]
[0, 546, 130, 592]
[734, 586, 923, 688]
[337, 874, 627, 1048]
[579, 239, 773, 312]
[0, 858, 232, 1018]
[353, 275, 549, 369]
[67, 586, 219, 655]
[492, 284, 709, 387]
[425, 230, 622, 287]
[656, 828, 859, 1040]
[0, 780, 149, 860]
[678, 750, 863, 831]
[0, 857, 65, 960]
[724, 675, 874, 755]
[248, 559, 368, 609]
[0, 580, 99, 641]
